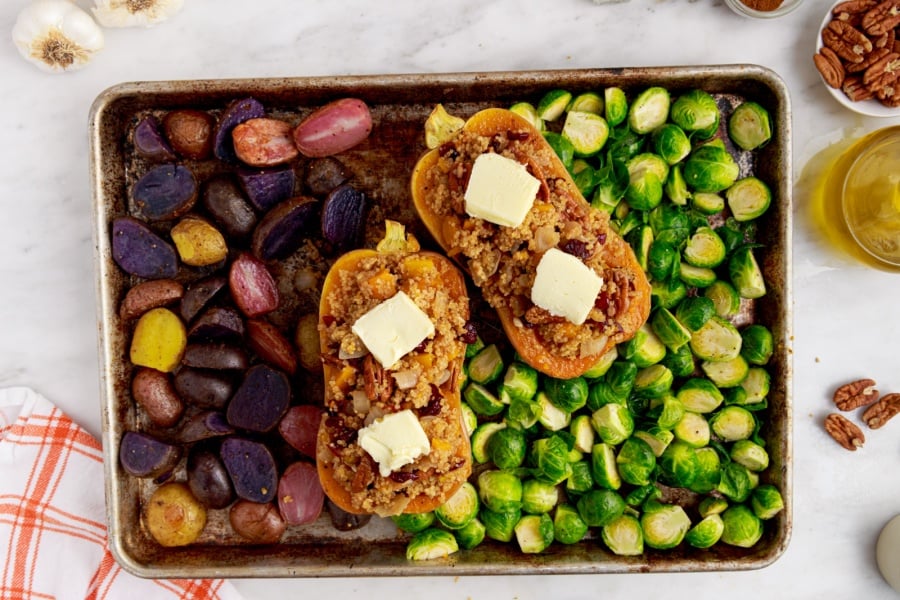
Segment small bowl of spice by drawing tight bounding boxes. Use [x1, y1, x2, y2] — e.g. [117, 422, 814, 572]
[724, 0, 804, 18]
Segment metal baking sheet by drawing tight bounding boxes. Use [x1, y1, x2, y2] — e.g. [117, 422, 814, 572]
[90, 65, 793, 578]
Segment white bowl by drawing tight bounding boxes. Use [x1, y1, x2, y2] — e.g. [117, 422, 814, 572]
[724, 0, 804, 19]
[815, 1, 900, 117]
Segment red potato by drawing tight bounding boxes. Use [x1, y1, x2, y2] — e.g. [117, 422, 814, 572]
[277, 462, 324, 525]
[278, 404, 323, 459]
[292, 98, 373, 157]
[229, 252, 279, 317]
[233, 118, 299, 167]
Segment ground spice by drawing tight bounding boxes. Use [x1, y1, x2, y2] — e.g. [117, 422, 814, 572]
[740, 0, 785, 10]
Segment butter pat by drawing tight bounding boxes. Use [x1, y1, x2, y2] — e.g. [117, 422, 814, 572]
[464, 153, 540, 227]
[358, 409, 431, 477]
[531, 247, 604, 325]
[351, 291, 435, 369]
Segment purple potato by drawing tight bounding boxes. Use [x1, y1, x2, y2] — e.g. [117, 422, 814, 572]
[133, 115, 176, 162]
[178, 410, 235, 442]
[119, 431, 181, 479]
[251, 195, 319, 260]
[111, 217, 178, 279]
[226, 364, 291, 433]
[321, 183, 366, 254]
[303, 157, 350, 197]
[213, 97, 266, 163]
[220, 437, 278, 503]
[326, 499, 371, 531]
[180, 275, 228, 323]
[131, 164, 198, 221]
[187, 445, 235, 509]
[188, 306, 246, 343]
[237, 165, 295, 212]
[202, 175, 258, 240]
[181, 343, 249, 371]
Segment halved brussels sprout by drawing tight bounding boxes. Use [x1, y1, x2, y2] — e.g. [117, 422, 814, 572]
[532, 436, 573, 484]
[625, 484, 662, 507]
[522, 478, 560, 515]
[566, 460, 595, 495]
[690, 316, 742, 362]
[704, 280, 742, 319]
[501, 361, 539, 403]
[570, 414, 596, 453]
[652, 278, 689, 311]
[616, 437, 657, 486]
[651, 307, 692, 352]
[660, 440, 699, 488]
[602, 513, 644, 556]
[515, 513, 555, 554]
[593, 176, 626, 214]
[471, 421, 506, 464]
[628, 87, 671, 135]
[675, 296, 716, 332]
[699, 496, 729, 517]
[487, 426, 528, 470]
[677, 377, 724, 413]
[729, 246, 766, 299]
[468, 344, 504, 384]
[572, 159, 597, 196]
[633, 364, 675, 398]
[537, 89, 573, 122]
[477, 469, 523, 513]
[481, 507, 521, 543]
[717, 461, 754, 503]
[435, 482, 480, 530]
[730, 439, 770, 472]
[691, 192, 725, 215]
[726, 176, 772, 222]
[562, 110, 610, 157]
[664, 164, 692, 206]
[542, 131, 575, 171]
[591, 442, 623, 491]
[507, 397, 542, 430]
[554, 503, 589, 544]
[625, 153, 669, 211]
[537, 391, 572, 431]
[633, 427, 675, 457]
[661, 343, 696, 378]
[679, 262, 718, 288]
[509, 101, 543, 131]
[569, 91, 605, 114]
[647, 241, 678, 282]
[641, 501, 691, 550]
[406, 528, 459, 560]
[673, 411, 711, 448]
[545, 376, 589, 413]
[591, 403, 635, 445]
[740, 367, 771, 405]
[577, 488, 626, 527]
[701, 354, 750, 388]
[652, 123, 692, 165]
[728, 101, 772, 151]
[670, 89, 720, 139]
[464, 382, 505, 417]
[455, 517, 486, 549]
[686, 513, 725, 549]
[684, 226, 727, 269]
[720, 504, 763, 548]
[709, 405, 757, 442]
[683, 144, 739, 193]
[604, 86, 629, 127]
[629, 225, 654, 272]
[656, 394, 686, 430]
[741, 324, 775, 366]
[688, 446, 722, 494]
[392, 511, 435, 533]
[587, 380, 625, 412]
[751, 484, 785, 520]
[460, 401, 478, 437]
[621, 324, 667, 368]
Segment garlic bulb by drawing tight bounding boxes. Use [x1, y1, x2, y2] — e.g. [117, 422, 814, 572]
[92, 0, 184, 28]
[12, 0, 105, 73]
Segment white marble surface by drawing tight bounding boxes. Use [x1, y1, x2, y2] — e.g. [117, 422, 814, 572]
[3, 0, 900, 597]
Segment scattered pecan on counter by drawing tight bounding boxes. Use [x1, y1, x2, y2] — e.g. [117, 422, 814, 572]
[825, 413, 866, 451]
[862, 392, 900, 429]
[833, 378, 879, 411]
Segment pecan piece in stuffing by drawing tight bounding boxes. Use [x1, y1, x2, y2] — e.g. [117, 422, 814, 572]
[833, 378, 879, 410]
[824, 413, 865, 451]
[363, 354, 394, 404]
[862, 0, 900, 36]
[815, 47, 846, 88]
[862, 392, 900, 429]
[822, 20, 874, 63]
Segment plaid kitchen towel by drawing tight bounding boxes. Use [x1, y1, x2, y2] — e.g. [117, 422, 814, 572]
[0, 386, 243, 600]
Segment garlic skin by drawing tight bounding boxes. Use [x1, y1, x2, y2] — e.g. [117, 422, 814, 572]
[12, 0, 105, 73]
[92, 0, 185, 28]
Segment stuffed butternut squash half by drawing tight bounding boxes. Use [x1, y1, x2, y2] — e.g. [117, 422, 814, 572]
[316, 221, 472, 516]
[411, 107, 651, 379]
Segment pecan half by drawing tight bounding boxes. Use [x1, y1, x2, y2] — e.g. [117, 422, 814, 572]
[864, 51, 900, 87]
[833, 0, 879, 14]
[877, 81, 900, 106]
[862, 392, 900, 429]
[815, 47, 847, 88]
[862, 0, 900, 36]
[823, 20, 874, 63]
[875, 28, 897, 50]
[833, 378, 879, 410]
[824, 413, 866, 450]
[847, 46, 891, 73]
[843, 75, 876, 100]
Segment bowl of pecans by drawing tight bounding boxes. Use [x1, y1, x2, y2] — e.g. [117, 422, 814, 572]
[813, 0, 900, 116]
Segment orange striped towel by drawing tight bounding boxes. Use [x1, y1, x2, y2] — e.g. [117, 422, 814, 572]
[0, 387, 243, 600]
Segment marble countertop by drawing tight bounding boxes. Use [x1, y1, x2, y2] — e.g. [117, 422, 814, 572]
[3, 0, 900, 597]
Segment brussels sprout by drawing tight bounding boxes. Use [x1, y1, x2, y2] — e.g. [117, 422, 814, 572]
[720, 504, 763, 548]
[726, 176, 771, 222]
[481, 507, 521, 543]
[592, 175, 626, 214]
[468, 344, 504, 384]
[569, 91, 605, 114]
[601, 513, 644, 556]
[464, 382, 505, 417]
[673, 411, 711, 448]
[641, 501, 691, 550]
[647, 241, 678, 282]
[675, 296, 716, 332]
[651, 278, 688, 310]
[701, 354, 750, 388]
[542, 131, 575, 171]
[683, 145, 739, 193]
[664, 164, 692, 206]
[683, 227, 727, 269]
[591, 403, 635, 445]
[471, 421, 506, 464]
[514, 513, 555, 554]
[614, 208, 643, 238]
[553, 503, 589, 545]
[625, 153, 669, 211]
[704, 280, 742, 319]
[392, 511, 435, 533]
[690, 316, 742, 362]
[652, 123, 692, 165]
[661, 343, 696, 378]
[634, 427, 675, 457]
[727, 101, 772, 151]
[522, 478, 560, 514]
[710, 405, 756, 442]
[509, 101, 543, 131]
[501, 361, 539, 403]
[679, 262, 717, 288]
[740, 367, 771, 405]
[460, 401, 478, 437]
[604, 87, 629, 127]
[730, 439, 770, 472]
[633, 364, 675, 399]
[487, 426, 528, 470]
[570, 414, 596, 453]
[651, 307, 692, 352]
[587, 380, 625, 412]
[537, 89, 573, 122]
[691, 192, 725, 215]
[717, 461, 754, 503]
[537, 391, 572, 432]
[660, 440, 699, 488]
[676, 377, 724, 413]
[628, 225, 654, 272]
[723, 386, 750, 407]
[455, 517, 486, 550]
[625, 484, 662, 508]
[621, 324, 667, 368]
[583, 346, 619, 380]
[566, 461, 595, 495]
[751, 484, 785, 520]
[628, 87, 671, 134]
[686, 513, 725, 549]
[507, 397, 542, 430]
[563, 110, 610, 157]
[532, 436, 573, 484]
[435, 482, 480, 530]
[699, 496, 729, 517]
[406, 528, 459, 560]
[616, 437, 657, 486]
[477, 470, 523, 513]
[656, 394, 686, 430]
[606, 360, 639, 397]
[577, 488, 626, 527]
[591, 442, 622, 491]
[670, 89, 720, 139]
[465, 335, 485, 359]
[545, 376, 589, 413]
[729, 246, 766, 299]
[741, 324, 774, 366]
[572, 159, 598, 196]
[688, 446, 722, 494]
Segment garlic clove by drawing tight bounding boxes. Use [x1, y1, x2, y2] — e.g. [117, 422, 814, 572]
[92, 0, 185, 28]
[12, 0, 105, 73]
